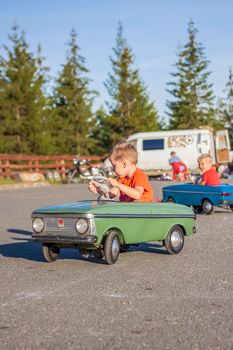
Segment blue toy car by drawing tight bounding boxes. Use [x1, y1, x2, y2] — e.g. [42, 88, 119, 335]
[163, 183, 233, 215]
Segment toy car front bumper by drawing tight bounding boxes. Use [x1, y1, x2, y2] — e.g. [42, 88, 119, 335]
[32, 234, 98, 244]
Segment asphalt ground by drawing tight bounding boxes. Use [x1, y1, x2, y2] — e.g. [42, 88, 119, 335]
[0, 181, 233, 350]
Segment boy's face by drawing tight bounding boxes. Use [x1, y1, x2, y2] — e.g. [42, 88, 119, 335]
[199, 158, 212, 172]
[110, 157, 130, 178]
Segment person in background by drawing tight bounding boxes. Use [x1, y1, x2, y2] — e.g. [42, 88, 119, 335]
[222, 159, 233, 177]
[197, 153, 220, 185]
[168, 151, 188, 181]
[228, 159, 233, 175]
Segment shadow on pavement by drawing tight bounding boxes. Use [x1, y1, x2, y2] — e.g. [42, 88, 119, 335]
[7, 228, 32, 236]
[1, 228, 168, 263]
[0, 239, 43, 262]
[131, 242, 168, 255]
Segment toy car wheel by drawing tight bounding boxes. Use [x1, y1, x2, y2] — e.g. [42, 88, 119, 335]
[202, 199, 214, 215]
[230, 205, 233, 212]
[192, 205, 202, 214]
[42, 244, 60, 262]
[104, 231, 120, 265]
[167, 197, 175, 203]
[163, 225, 184, 255]
[92, 249, 104, 259]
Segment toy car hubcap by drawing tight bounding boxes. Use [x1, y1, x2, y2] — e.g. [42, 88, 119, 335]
[112, 237, 120, 259]
[204, 202, 211, 211]
[171, 231, 182, 248]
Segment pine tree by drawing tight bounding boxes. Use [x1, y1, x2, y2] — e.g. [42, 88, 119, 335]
[0, 24, 50, 154]
[89, 107, 111, 155]
[104, 23, 159, 145]
[166, 20, 215, 130]
[225, 68, 233, 148]
[51, 29, 94, 155]
[218, 67, 233, 148]
[33, 45, 54, 154]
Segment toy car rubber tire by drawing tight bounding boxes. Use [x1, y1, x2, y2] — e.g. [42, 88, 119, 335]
[104, 231, 120, 265]
[92, 249, 104, 259]
[201, 199, 214, 215]
[230, 205, 233, 212]
[163, 225, 184, 255]
[42, 244, 60, 262]
[192, 205, 202, 214]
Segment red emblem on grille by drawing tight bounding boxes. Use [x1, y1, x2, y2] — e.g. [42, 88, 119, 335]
[58, 218, 64, 228]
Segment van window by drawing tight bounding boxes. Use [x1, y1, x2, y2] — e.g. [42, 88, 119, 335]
[143, 139, 164, 150]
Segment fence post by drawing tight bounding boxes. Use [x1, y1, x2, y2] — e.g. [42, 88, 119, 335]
[5, 160, 11, 179]
[60, 159, 66, 179]
[28, 159, 32, 173]
[35, 159, 39, 172]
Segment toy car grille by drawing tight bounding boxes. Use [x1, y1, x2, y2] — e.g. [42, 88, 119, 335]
[44, 217, 76, 234]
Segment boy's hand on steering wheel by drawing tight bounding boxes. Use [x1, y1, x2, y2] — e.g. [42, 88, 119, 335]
[88, 180, 100, 194]
[108, 177, 119, 188]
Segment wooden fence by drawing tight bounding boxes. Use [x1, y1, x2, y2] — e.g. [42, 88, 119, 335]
[0, 154, 103, 180]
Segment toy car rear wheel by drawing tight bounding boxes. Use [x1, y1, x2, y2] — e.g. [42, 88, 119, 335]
[163, 225, 184, 255]
[92, 249, 104, 259]
[230, 205, 233, 212]
[202, 199, 214, 215]
[104, 231, 120, 265]
[192, 205, 202, 214]
[42, 244, 60, 262]
[167, 197, 175, 203]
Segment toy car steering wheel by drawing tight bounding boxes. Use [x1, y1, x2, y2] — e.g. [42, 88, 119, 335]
[92, 176, 113, 200]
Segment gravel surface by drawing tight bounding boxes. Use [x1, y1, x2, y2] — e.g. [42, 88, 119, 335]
[0, 181, 233, 350]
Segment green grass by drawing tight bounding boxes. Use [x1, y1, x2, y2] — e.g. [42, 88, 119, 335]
[47, 179, 63, 185]
[0, 177, 66, 186]
[0, 178, 19, 185]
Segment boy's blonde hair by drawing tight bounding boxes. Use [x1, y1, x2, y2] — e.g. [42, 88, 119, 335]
[197, 153, 212, 164]
[110, 142, 138, 165]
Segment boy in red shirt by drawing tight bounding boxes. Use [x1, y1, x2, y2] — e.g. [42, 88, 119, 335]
[197, 153, 220, 185]
[89, 142, 154, 202]
[168, 151, 188, 181]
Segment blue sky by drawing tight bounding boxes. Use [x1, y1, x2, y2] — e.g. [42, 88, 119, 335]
[0, 0, 232, 118]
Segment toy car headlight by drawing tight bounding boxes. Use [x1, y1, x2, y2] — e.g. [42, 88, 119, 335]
[75, 218, 89, 234]
[32, 218, 45, 233]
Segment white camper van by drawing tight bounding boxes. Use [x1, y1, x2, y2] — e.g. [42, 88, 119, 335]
[127, 129, 230, 171]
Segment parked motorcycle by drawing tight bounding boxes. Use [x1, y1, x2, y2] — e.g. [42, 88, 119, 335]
[66, 157, 109, 183]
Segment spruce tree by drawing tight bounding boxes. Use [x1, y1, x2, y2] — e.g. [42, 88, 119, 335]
[104, 23, 159, 145]
[219, 67, 233, 148]
[89, 107, 111, 155]
[0, 24, 50, 154]
[51, 29, 94, 155]
[166, 20, 215, 129]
